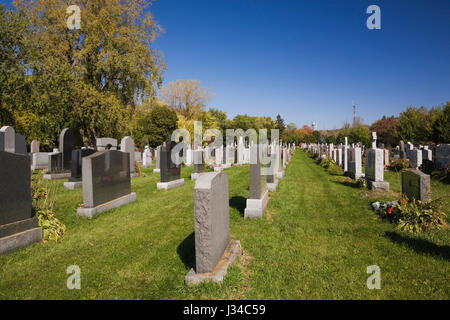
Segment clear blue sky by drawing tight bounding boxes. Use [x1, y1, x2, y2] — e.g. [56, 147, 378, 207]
[4, 0, 450, 130]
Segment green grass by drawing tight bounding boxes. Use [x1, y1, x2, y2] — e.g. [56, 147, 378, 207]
[0, 150, 449, 299]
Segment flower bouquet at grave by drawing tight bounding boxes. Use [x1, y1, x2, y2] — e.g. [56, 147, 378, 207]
[371, 197, 447, 233]
[389, 159, 410, 172]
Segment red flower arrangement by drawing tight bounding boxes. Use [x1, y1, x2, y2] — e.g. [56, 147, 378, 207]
[387, 207, 393, 215]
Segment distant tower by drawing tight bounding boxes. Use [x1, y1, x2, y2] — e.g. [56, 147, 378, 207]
[312, 122, 317, 131]
[352, 101, 357, 127]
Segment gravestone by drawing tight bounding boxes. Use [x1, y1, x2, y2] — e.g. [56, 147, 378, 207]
[435, 144, 450, 170]
[31, 152, 49, 170]
[384, 149, 390, 168]
[244, 144, 269, 219]
[402, 169, 431, 202]
[77, 150, 136, 218]
[185, 171, 241, 285]
[266, 144, 278, 191]
[59, 128, 74, 171]
[0, 151, 42, 255]
[366, 148, 389, 191]
[31, 140, 40, 153]
[343, 137, 349, 172]
[191, 148, 204, 180]
[408, 149, 422, 169]
[399, 140, 406, 159]
[143, 146, 152, 168]
[120, 136, 136, 177]
[348, 147, 363, 180]
[157, 141, 185, 190]
[96, 137, 118, 151]
[153, 145, 161, 173]
[14, 134, 27, 156]
[63, 149, 96, 189]
[0, 126, 15, 153]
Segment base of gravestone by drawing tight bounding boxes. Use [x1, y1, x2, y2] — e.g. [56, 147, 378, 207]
[213, 166, 223, 172]
[0, 226, 42, 256]
[157, 178, 185, 190]
[244, 190, 269, 219]
[77, 192, 137, 219]
[367, 180, 390, 192]
[277, 170, 285, 179]
[185, 240, 242, 286]
[43, 172, 71, 180]
[153, 168, 160, 173]
[349, 172, 364, 180]
[222, 163, 232, 169]
[63, 181, 83, 190]
[130, 173, 139, 178]
[267, 182, 278, 192]
[191, 173, 201, 180]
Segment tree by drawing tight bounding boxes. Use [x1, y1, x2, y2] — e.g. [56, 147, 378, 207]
[161, 79, 213, 120]
[0, 4, 28, 128]
[275, 114, 286, 136]
[430, 102, 450, 143]
[349, 125, 371, 146]
[370, 116, 398, 147]
[15, 0, 165, 146]
[131, 102, 178, 148]
[396, 106, 432, 144]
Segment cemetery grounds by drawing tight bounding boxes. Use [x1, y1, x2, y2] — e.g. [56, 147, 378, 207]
[0, 150, 449, 299]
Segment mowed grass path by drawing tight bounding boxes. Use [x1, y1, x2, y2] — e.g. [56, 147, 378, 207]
[0, 150, 449, 299]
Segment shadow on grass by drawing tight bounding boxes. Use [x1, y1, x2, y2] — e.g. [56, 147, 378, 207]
[330, 180, 360, 189]
[230, 196, 246, 217]
[177, 232, 195, 269]
[385, 231, 450, 262]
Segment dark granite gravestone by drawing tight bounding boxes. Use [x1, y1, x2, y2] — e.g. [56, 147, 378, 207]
[59, 128, 75, 171]
[160, 141, 182, 183]
[402, 169, 431, 202]
[14, 134, 27, 156]
[47, 151, 63, 173]
[193, 149, 204, 174]
[69, 149, 97, 182]
[0, 151, 41, 254]
[81, 150, 131, 208]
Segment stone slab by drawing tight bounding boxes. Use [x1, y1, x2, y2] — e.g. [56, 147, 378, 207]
[0, 227, 42, 255]
[63, 181, 83, 190]
[277, 170, 285, 179]
[153, 168, 160, 173]
[43, 172, 71, 180]
[267, 182, 278, 192]
[157, 178, 184, 190]
[77, 192, 136, 218]
[244, 189, 269, 219]
[367, 180, 390, 192]
[191, 173, 200, 180]
[185, 240, 242, 286]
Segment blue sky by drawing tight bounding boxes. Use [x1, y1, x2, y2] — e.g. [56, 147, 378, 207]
[4, 0, 450, 129]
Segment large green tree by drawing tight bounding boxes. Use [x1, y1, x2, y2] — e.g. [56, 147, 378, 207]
[396, 106, 432, 144]
[14, 0, 165, 146]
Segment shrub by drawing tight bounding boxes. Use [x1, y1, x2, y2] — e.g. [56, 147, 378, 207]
[327, 163, 344, 176]
[395, 198, 447, 233]
[319, 158, 334, 169]
[31, 171, 66, 242]
[390, 159, 410, 172]
[357, 177, 367, 188]
[135, 161, 146, 177]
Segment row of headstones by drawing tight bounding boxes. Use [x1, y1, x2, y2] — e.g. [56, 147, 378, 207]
[1, 126, 296, 286]
[305, 133, 390, 191]
[396, 140, 450, 172]
[304, 132, 437, 199]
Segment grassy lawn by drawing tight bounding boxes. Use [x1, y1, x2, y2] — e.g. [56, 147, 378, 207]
[0, 150, 449, 299]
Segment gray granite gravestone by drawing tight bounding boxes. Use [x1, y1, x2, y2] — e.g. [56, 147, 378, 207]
[348, 147, 363, 179]
[185, 171, 241, 286]
[0, 151, 42, 255]
[191, 148, 204, 180]
[244, 144, 269, 219]
[366, 148, 389, 191]
[96, 137, 118, 151]
[120, 136, 136, 177]
[402, 169, 431, 202]
[153, 145, 161, 173]
[0, 126, 15, 153]
[77, 150, 136, 218]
